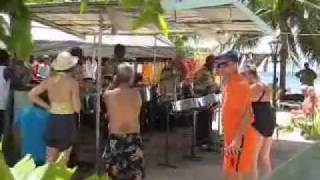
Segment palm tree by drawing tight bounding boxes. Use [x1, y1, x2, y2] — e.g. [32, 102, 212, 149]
[234, 0, 320, 92]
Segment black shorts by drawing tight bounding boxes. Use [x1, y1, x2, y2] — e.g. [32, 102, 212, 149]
[252, 102, 276, 137]
[46, 114, 77, 151]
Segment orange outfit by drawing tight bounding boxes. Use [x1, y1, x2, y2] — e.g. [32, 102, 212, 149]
[222, 73, 256, 174]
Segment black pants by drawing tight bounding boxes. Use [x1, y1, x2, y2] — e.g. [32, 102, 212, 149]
[156, 102, 174, 131]
[0, 110, 5, 138]
[196, 109, 212, 145]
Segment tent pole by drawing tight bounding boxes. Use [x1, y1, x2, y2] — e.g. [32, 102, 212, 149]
[95, 12, 103, 173]
[93, 35, 97, 79]
[153, 35, 157, 85]
[153, 35, 157, 63]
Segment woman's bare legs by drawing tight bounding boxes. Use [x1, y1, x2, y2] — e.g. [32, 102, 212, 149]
[252, 131, 263, 180]
[47, 147, 59, 163]
[63, 147, 73, 165]
[259, 137, 273, 177]
[47, 146, 73, 165]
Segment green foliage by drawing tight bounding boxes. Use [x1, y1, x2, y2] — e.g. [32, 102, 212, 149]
[121, 0, 168, 37]
[24, 0, 57, 3]
[10, 155, 37, 179]
[0, 0, 34, 61]
[277, 124, 295, 133]
[0, 148, 110, 180]
[80, 0, 89, 14]
[0, 144, 14, 180]
[80, 0, 169, 36]
[121, 0, 144, 7]
[298, 111, 320, 140]
[238, 0, 320, 61]
[169, 35, 189, 57]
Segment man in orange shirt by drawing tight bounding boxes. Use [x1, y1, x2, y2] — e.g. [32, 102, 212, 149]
[215, 51, 257, 180]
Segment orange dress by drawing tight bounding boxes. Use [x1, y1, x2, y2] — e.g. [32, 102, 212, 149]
[222, 73, 256, 174]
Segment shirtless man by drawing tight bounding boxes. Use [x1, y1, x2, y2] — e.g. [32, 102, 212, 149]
[103, 63, 144, 180]
[158, 66, 178, 130]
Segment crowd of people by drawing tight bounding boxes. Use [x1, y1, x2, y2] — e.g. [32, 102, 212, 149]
[0, 45, 318, 180]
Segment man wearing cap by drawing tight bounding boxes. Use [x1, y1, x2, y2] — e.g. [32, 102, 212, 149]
[215, 51, 256, 180]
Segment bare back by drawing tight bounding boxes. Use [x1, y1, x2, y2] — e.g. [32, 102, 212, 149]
[250, 82, 272, 102]
[47, 74, 80, 114]
[104, 87, 142, 134]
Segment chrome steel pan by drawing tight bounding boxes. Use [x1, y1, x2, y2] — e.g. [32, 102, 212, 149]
[197, 93, 217, 108]
[171, 98, 199, 113]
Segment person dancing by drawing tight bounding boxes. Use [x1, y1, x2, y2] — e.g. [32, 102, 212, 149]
[103, 63, 144, 180]
[214, 51, 257, 180]
[243, 65, 275, 178]
[29, 51, 80, 164]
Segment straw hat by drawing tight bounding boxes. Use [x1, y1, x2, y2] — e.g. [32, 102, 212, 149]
[51, 51, 78, 71]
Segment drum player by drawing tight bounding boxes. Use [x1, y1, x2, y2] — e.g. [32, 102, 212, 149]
[193, 54, 217, 149]
[158, 65, 180, 130]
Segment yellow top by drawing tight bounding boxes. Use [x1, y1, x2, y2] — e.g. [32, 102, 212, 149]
[50, 102, 74, 114]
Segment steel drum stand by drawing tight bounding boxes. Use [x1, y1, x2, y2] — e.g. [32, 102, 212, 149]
[158, 102, 177, 168]
[183, 110, 202, 161]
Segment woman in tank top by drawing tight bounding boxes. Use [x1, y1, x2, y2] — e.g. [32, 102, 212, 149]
[29, 51, 80, 164]
[242, 65, 275, 178]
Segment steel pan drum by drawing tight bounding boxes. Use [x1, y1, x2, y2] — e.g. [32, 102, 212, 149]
[171, 98, 199, 113]
[197, 93, 217, 108]
[139, 86, 152, 102]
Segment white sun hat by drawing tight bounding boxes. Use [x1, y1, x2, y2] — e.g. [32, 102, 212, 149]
[51, 51, 78, 71]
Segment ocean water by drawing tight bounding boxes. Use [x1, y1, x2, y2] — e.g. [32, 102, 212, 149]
[259, 72, 320, 94]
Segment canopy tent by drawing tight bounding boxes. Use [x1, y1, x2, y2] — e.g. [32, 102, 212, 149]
[34, 40, 175, 58]
[0, 14, 175, 57]
[32, 22, 175, 58]
[28, 0, 273, 37]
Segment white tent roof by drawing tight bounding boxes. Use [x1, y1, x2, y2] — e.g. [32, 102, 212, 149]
[28, 0, 273, 37]
[1, 14, 174, 57]
[31, 22, 175, 57]
[32, 21, 82, 41]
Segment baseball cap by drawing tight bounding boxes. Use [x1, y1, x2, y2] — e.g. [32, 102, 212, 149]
[214, 51, 240, 65]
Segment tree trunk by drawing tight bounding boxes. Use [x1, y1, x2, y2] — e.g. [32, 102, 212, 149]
[279, 35, 288, 94]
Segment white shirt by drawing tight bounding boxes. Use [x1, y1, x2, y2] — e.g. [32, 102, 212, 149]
[38, 63, 50, 79]
[84, 60, 97, 80]
[0, 66, 10, 110]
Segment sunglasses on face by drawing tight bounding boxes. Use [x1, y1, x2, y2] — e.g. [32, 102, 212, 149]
[215, 61, 232, 69]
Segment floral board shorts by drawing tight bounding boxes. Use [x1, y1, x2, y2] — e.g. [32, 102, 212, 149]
[103, 133, 145, 180]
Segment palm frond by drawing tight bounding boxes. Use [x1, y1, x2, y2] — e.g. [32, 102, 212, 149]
[238, 0, 320, 63]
